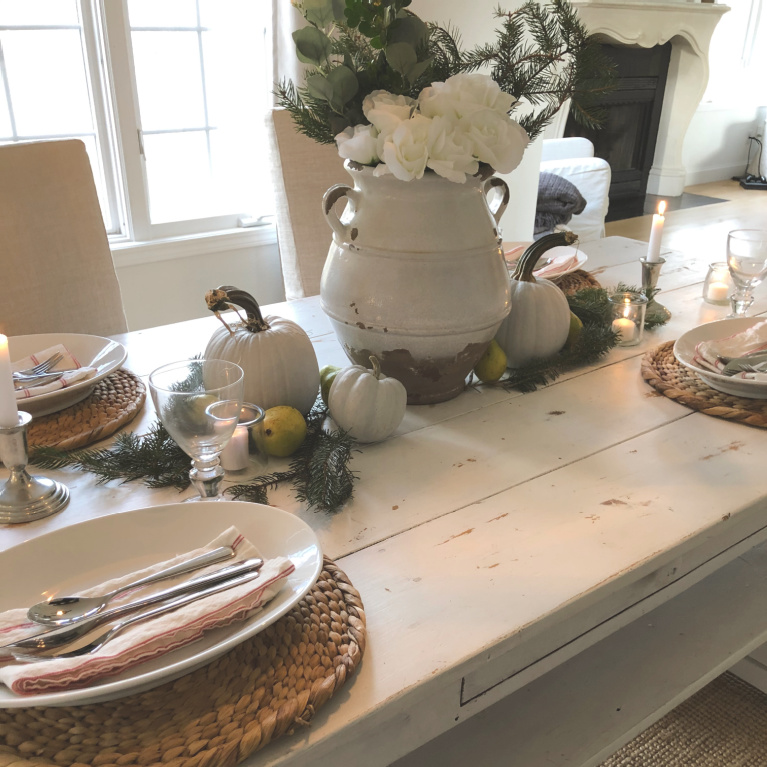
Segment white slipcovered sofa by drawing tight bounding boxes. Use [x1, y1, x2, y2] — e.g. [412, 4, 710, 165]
[539, 137, 611, 243]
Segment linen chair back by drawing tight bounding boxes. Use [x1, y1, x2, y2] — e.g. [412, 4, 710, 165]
[267, 109, 348, 300]
[0, 139, 128, 337]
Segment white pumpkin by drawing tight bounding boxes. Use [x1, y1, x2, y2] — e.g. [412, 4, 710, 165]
[495, 233, 575, 368]
[328, 356, 407, 443]
[204, 286, 320, 415]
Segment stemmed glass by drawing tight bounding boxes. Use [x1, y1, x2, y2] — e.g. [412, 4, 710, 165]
[726, 229, 767, 318]
[149, 359, 244, 501]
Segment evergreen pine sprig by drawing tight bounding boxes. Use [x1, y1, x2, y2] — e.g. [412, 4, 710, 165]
[226, 397, 358, 513]
[30, 422, 191, 490]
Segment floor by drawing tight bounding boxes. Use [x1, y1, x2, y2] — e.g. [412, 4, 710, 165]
[605, 180, 767, 258]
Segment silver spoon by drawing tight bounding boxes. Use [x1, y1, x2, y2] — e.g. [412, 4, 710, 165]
[8, 567, 266, 662]
[27, 545, 235, 626]
[5, 557, 264, 655]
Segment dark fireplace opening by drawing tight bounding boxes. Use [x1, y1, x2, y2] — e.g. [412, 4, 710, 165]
[564, 42, 672, 221]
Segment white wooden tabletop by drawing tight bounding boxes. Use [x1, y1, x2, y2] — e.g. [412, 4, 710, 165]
[2, 236, 767, 767]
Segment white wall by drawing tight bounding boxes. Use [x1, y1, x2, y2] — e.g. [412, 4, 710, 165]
[113, 235, 285, 331]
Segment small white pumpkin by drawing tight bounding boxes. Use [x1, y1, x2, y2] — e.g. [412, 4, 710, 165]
[495, 232, 575, 367]
[204, 286, 320, 416]
[328, 356, 407, 443]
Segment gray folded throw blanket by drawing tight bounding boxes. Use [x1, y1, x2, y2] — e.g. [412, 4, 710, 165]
[534, 172, 587, 236]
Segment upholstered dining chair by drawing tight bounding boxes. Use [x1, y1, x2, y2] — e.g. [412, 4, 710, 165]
[0, 139, 128, 337]
[266, 108, 348, 300]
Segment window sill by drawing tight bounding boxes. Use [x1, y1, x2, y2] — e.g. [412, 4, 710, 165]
[110, 224, 278, 269]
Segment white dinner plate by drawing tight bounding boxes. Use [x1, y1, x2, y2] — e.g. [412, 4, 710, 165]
[0, 501, 322, 707]
[9, 333, 127, 416]
[505, 244, 588, 279]
[673, 317, 767, 399]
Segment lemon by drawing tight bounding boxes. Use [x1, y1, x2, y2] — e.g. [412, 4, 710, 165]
[474, 339, 507, 383]
[564, 312, 583, 349]
[320, 365, 341, 404]
[262, 406, 307, 457]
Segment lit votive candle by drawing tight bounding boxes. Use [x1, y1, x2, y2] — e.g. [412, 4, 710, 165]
[608, 291, 648, 348]
[611, 316, 636, 344]
[220, 423, 250, 472]
[707, 282, 729, 303]
[220, 404, 266, 472]
[0, 334, 19, 428]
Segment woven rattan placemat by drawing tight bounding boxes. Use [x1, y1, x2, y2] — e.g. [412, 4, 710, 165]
[0, 557, 365, 767]
[641, 341, 767, 428]
[26, 370, 145, 451]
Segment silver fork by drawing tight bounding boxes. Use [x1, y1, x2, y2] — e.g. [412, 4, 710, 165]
[723, 360, 767, 376]
[7, 567, 265, 663]
[13, 352, 64, 378]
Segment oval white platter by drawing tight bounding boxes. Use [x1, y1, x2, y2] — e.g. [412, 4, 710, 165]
[10, 333, 127, 416]
[674, 317, 767, 399]
[0, 501, 322, 707]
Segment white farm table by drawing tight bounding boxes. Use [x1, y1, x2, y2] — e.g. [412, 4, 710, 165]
[3, 236, 767, 767]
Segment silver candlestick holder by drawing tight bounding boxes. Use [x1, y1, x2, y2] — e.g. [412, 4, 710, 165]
[0, 411, 69, 524]
[639, 257, 672, 323]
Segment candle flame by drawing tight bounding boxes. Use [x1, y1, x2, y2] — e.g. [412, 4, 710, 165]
[623, 306, 631, 319]
[658, 200, 666, 216]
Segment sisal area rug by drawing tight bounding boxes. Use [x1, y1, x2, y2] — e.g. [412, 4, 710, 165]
[599, 673, 767, 767]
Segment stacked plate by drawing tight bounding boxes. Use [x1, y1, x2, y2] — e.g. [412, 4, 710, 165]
[10, 333, 127, 416]
[673, 317, 767, 399]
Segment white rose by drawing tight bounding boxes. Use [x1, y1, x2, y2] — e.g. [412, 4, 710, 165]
[335, 124, 380, 165]
[460, 108, 529, 174]
[362, 90, 417, 142]
[419, 73, 516, 120]
[426, 115, 478, 183]
[379, 114, 431, 182]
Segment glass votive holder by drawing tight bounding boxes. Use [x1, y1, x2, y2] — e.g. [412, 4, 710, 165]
[608, 291, 648, 347]
[220, 403, 267, 473]
[702, 261, 732, 305]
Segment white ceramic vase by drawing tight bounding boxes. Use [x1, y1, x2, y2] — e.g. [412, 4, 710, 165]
[320, 162, 512, 405]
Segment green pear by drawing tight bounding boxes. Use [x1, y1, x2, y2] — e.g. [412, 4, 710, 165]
[262, 406, 307, 457]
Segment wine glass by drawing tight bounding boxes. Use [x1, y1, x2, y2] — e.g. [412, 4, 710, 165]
[726, 229, 767, 318]
[149, 359, 244, 501]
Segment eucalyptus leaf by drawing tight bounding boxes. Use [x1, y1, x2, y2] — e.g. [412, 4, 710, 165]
[385, 41, 417, 77]
[293, 26, 332, 66]
[306, 73, 335, 103]
[407, 58, 432, 83]
[327, 65, 359, 110]
[303, 0, 336, 29]
[332, 0, 346, 21]
[389, 15, 427, 47]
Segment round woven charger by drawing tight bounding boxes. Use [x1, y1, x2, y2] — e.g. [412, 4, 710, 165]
[0, 557, 366, 767]
[26, 370, 145, 451]
[552, 269, 602, 294]
[642, 341, 767, 428]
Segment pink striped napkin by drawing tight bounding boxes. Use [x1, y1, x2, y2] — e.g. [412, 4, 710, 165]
[692, 319, 767, 381]
[13, 343, 97, 400]
[0, 527, 294, 695]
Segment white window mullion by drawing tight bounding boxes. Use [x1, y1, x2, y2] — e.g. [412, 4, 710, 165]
[79, 0, 126, 237]
[100, 0, 150, 241]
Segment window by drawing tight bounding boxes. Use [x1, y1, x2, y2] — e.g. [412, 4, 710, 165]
[0, 0, 272, 242]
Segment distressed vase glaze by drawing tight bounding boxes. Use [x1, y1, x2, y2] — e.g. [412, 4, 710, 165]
[320, 162, 512, 405]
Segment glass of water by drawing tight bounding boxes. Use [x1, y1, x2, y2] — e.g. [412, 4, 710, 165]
[149, 359, 244, 501]
[727, 229, 767, 318]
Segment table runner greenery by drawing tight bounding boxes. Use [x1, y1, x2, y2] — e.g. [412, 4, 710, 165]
[29, 285, 666, 513]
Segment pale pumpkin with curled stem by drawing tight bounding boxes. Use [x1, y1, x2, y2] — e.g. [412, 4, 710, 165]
[328, 356, 407, 443]
[204, 286, 320, 416]
[495, 231, 577, 368]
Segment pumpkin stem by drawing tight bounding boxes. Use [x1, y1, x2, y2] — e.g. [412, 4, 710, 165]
[370, 355, 382, 379]
[205, 286, 270, 334]
[512, 231, 578, 283]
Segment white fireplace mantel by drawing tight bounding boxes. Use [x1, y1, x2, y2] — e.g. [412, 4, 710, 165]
[551, 0, 729, 197]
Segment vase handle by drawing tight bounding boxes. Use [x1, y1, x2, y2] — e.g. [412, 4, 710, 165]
[323, 184, 361, 243]
[484, 177, 510, 225]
